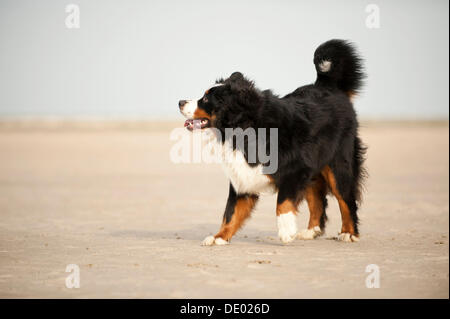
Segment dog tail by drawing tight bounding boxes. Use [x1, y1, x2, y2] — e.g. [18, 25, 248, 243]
[313, 39, 365, 97]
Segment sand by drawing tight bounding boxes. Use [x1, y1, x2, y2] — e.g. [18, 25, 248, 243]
[0, 121, 448, 298]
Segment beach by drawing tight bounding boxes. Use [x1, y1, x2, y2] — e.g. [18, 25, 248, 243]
[0, 121, 448, 298]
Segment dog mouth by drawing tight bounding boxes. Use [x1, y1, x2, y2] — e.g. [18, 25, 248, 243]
[184, 118, 211, 131]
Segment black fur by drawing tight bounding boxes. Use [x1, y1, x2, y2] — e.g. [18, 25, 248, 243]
[189, 39, 367, 237]
[314, 39, 365, 95]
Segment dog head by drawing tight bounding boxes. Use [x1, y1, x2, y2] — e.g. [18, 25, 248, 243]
[179, 72, 259, 131]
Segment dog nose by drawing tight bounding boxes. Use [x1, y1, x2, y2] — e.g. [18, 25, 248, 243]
[178, 100, 187, 109]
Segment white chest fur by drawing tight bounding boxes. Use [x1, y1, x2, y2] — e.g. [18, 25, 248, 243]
[218, 140, 275, 195]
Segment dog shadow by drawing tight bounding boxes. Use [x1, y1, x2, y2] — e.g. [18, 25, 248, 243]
[110, 226, 282, 246]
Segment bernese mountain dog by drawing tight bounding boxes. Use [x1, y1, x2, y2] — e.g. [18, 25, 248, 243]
[179, 39, 367, 245]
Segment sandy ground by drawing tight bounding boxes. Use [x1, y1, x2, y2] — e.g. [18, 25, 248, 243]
[0, 121, 448, 298]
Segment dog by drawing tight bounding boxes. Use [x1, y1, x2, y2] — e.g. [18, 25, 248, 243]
[179, 39, 367, 245]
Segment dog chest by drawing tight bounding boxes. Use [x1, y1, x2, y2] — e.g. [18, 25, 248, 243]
[219, 141, 275, 195]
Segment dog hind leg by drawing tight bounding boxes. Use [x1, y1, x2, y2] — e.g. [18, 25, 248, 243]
[297, 176, 328, 240]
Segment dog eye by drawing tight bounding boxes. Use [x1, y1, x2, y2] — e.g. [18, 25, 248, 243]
[203, 96, 208, 103]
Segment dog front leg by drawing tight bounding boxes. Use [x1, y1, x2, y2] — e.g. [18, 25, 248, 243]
[202, 183, 258, 246]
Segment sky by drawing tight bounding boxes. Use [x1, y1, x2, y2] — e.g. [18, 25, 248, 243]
[0, 0, 448, 119]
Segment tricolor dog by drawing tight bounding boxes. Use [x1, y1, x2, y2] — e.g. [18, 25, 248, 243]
[179, 39, 367, 245]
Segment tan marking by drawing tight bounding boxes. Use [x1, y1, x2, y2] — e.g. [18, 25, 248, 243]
[264, 174, 277, 188]
[193, 108, 211, 120]
[215, 196, 258, 241]
[321, 166, 356, 235]
[305, 176, 327, 229]
[347, 91, 357, 102]
[276, 199, 297, 216]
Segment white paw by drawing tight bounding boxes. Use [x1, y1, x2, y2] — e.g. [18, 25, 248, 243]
[201, 235, 216, 246]
[337, 232, 359, 242]
[277, 212, 298, 244]
[279, 233, 296, 243]
[297, 226, 322, 240]
[214, 237, 229, 245]
[201, 235, 229, 246]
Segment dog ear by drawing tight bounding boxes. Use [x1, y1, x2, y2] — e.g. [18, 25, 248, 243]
[229, 72, 244, 81]
[227, 72, 254, 90]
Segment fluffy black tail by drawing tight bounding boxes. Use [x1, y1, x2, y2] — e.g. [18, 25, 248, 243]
[313, 39, 365, 96]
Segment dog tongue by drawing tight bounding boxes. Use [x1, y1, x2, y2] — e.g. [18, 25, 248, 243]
[184, 119, 202, 130]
